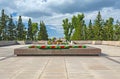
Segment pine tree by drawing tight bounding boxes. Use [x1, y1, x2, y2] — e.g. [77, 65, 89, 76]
[93, 11, 103, 40]
[103, 18, 114, 40]
[83, 23, 88, 40]
[114, 20, 120, 40]
[0, 9, 9, 40]
[87, 20, 94, 40]
[16, 16, 26, 40]
[108, 18, 114, 40]
[27, 18, 33, 40]
[38, 21, 48, 40]
[7, 15, 16, 40]
[0, 9, 5, 40]
[62, 18, 73, 41]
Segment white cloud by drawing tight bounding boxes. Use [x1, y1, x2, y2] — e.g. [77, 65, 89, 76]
[13, 16, 30, 23]
[101, 7, 120, 21]
[84, 7, 120, 24]
[0, 0, 120, 37]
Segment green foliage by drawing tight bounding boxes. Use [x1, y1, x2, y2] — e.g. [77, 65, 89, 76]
[1, 9, 120, 41]
[0, 9, 9, 40]
[7, 15, 16, 40]
[27, 18, 33, 40]
[16, 16, 26, 40]
[62, 18, 73, 41]
[32, 23, 38, 40]
[71, 14, 85, 40]
[63, 11, 120, 41]
[103, 17, 114, 40]
[93, 11, 104, 40]
[87, 20, 94, 40]
[0, 9, 49, 41]
[114, 20, 120, 40]
[83, 24, 88, 40]
[38, 21, 48, 40]
[0, 9, 5, 40]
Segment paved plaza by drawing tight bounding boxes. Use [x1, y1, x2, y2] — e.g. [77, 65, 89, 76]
[0, 44, 120, 79]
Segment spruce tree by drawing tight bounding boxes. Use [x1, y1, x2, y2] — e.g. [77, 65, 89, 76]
[0, 9, 5, 40]
[83, 23, 87, 40]
[87, 20, 94, 40]
[0, 9, 9, 40]
[38, 21, 48, 40]
[108, 18, 114, 40]
[104, 17, 114, 40]
[27, 18, 33, 40]
[93, 11, 103, 40]
[114, 20, 120, 40]
[16, 16, 26, 40]
[7, 15, 16, 40]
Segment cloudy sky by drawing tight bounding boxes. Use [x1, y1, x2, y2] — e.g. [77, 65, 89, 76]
[0, 0, 120, 38]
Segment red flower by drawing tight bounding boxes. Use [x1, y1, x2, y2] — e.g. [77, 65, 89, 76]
[61, 46, 65, 48]
[31, 46, 35, 48]
[51, 46, 56, 48]
[41, 46, 46, 49]
[79, 46, 82, 48]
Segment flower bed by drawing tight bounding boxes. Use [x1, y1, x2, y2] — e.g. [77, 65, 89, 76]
[28, 45, 87, 49]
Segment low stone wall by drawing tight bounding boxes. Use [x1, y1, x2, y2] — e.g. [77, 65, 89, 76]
[25, 41, 32, 44]
[0, 40, 47, 46]
[102, 41, 120, 46]
[73, 41, 92, 44]
[17, 41, 47, 45]
[17, 41, 25, 45]
[0, 41, 120, 46]
[73, 40, 120, 46]
[0, 41, 17, 46]
[92, 41, 102, 45]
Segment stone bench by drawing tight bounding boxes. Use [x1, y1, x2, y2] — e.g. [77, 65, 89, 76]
[14, 46, 101, 56]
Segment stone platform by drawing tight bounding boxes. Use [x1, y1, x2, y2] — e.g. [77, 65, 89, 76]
[14, 46, 101, 56]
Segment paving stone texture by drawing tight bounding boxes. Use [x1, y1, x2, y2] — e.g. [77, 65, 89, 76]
[0, 44, 120, 79]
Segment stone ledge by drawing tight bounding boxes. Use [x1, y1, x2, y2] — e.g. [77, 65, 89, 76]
[14, 46, 101, 56]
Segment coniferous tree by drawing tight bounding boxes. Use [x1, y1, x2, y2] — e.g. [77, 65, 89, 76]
[103, 18, 114, 40]
[87, 20, 94, 40]
[82, 20, 87, 40]
[93, 11, 103, 40]
[16, 16, 26, 40]
[27, 18, 33, 40]
[107, 18, 114, 40]
[113, 20, 120, 40]
[23, 27, 27, 40]
[0, 9, 5, 40]
[38, 21, 48, 40]
[1, 9, 120, 41]
[7, 15, 16, 40]
[3, 15, 9, 40]
[83, 23, 88, 40]
[0, 9, 9, 40]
